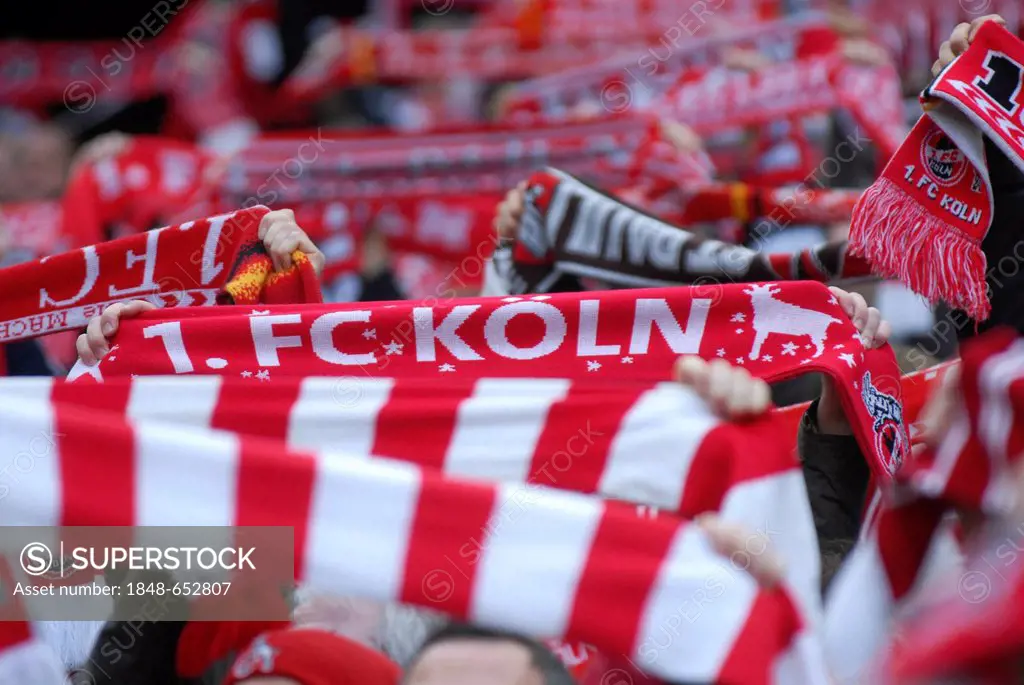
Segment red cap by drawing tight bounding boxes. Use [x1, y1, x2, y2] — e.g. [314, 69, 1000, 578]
[223, 628, 401, 685]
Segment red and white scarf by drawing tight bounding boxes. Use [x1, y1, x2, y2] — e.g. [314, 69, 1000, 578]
[825, 328, 1024, 682]
[1, 373, 821, 614]
[60, 136, 217, 248]
[655, 53, 905, 163]
[0, 390, 829, 684]
[850, 22, 1024, 322]
[68, 280, 906, 482]
[499, 14, 830, 119]
[0, 206, 322, 345]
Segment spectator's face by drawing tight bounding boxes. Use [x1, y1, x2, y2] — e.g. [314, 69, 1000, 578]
[9, 127, 71, 201]
[404, 639, 543, 685]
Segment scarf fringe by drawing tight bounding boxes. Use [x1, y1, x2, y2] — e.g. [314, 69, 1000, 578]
[849, 177, 990, 321]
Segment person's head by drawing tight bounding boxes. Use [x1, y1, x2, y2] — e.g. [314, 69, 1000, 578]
[403, 623, 575, 685]
[224, 627, 401, 685]
[8, 123, 72, 201]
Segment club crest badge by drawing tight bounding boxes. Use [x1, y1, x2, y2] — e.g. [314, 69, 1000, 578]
[920, 129, 969, 187]
[231, 635, 278, 679]
[861, 371, 908, 475]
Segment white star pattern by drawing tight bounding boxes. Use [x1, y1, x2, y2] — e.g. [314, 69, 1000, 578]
[206, 357, 228, 369]
[838, 352, 857, 368]
[828, 295, 838, 305]
[762, 354, 773, 362]
[735, 328, 745, 334]
[241, 370, 253, 378]
[383, 341, 404, 356]
[621, 356, 634, 364]
[781, 342, 799, 356]
[256, 369, 270, 381]
[730, 312, 746, 323]
[735, 358, 745, 365]
[250, 309, 270, 316]
[804, 344, 813, 350]
[362, 329, 377, 340]
[716, 348, 726, 357]
[833, 343, 845, 350]
[587, 360, 602, 372]
[800, 359, 813, 365]
[107, 355, 117, 362]
[439, 363, 456, 372]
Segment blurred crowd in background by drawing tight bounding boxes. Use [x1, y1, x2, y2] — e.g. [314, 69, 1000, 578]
[2, 2, 1024, 684]
[1, 0, 1019, 378]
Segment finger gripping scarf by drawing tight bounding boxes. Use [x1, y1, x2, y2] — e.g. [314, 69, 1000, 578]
[849, 22, 1024, 322]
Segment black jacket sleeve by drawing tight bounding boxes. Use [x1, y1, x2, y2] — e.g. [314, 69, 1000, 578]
[797, 400, 870, 547]
[3, 340, 56, 376]
[78, 570, 190, 685]
[957, 139, 1024, 340]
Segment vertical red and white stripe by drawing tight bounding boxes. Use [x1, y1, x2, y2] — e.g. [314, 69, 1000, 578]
[824, 328, 1024, 682]
[0, 392, 829, 684]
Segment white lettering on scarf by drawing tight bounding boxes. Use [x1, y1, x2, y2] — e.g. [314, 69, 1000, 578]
[39, 247, 100, 308]
[484, 301, 567, 360]
[151, 297, 715, 371]
[108, 228, 161, 297]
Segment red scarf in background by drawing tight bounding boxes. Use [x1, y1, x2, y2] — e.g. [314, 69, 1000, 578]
[656, 53, 905, 163]
[60, 136, 217, 248]
[0, 206, 321, 345]
[71, 280, 906, 481]
[850, 22, 1024, 322]
[500, 14, 829, 118]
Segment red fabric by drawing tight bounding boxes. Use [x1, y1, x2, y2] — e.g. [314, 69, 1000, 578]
[850, 23, 1024, 322]
[656, 52, 904, 165]
[162, 1, 251, 140]
[76, 280, 905, 482]
[0, 201, 67, 256]
[222, 628, 400, 685]
[0, 206, 322, 345]
[826, 329, 1024, 682]
[59, 137, 215, 247]
[671, 183, 862, 226]
[176, 620, 289, 678]
[0, 392, 817, 684]
[500, 16, 833, 119]
[224, 0, 314, 127]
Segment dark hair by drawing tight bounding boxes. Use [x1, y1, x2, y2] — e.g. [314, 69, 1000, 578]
[407, 622, 576, 685]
